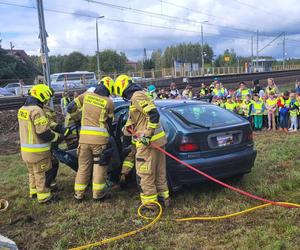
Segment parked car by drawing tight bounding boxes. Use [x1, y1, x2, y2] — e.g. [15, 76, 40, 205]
[4, 82, 20, 94]
[0, 87, 14, 96]
[56, 99, 257, 191]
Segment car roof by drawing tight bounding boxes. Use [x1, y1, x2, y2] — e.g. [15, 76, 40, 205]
[154, 99, 208, 108]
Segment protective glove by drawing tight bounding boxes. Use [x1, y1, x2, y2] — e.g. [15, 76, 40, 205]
[120, 173, 126, 184]
[51, 134, 64, 149]
[137, 135, 151, 146]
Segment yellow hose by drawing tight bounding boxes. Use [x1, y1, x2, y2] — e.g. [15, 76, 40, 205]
[69, 201, 163, 250]
[70, 201, 300, 250]
[0, 199, 9, 212]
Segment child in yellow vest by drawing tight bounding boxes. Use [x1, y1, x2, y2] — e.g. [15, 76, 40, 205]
[242, 94, 253, 124]
[224, 95, 237, 112]
[235, 95, 244, 116]
[265, 92, 277, 131]
[219, 97, 227, 108]
[252, 94, 265, 130]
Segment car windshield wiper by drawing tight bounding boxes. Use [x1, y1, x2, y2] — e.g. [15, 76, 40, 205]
[170, 109, 210, 129]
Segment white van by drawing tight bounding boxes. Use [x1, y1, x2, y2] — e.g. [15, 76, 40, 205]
[50, 71, 97, 91]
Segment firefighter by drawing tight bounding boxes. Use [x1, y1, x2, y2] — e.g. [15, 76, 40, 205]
[114, 75, 170, 208]
[67, 77, 114, 201]
[42, 86, 71, 189]
[18, 84, 62, 203]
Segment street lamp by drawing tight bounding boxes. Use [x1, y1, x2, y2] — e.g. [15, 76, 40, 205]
[96, 16, 104, 80]
[201, 21, 209, 76]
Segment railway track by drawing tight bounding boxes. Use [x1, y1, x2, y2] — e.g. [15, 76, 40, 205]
[1, 69, 300, 110]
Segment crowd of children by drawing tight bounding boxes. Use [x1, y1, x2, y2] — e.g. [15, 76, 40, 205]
[151, 78, 300, 132]
[210, 79, 300, 132]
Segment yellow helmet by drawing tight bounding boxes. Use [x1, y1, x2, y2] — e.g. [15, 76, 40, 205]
[114, 75, 132, 97]
[99, 76, 114, 95]
[30, 84, 52, 103]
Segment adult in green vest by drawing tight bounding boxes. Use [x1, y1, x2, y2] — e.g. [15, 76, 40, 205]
[265, 78, 279, 96]
[236, 82, 252, 100]
[60, 91, 71, 116]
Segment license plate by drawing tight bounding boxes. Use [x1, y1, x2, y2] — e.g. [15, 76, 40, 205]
[217, 135, 233, 147]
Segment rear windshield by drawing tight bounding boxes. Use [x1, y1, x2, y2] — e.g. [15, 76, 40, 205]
[170, 104, 243, 128]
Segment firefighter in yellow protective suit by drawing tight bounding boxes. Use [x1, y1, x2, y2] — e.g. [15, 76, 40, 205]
[18, 84, 62, 203]
[114, 75, 170, 208]
[67, 77, 115, 201]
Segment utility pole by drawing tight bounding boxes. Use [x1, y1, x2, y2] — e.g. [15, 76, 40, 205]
[0, 33, 2, 49]
[201, 24, 204, 76]
[10, 42, 14, 54]
[143, 48, 147, 62]
[96, 16, 104, 80]
[283, 32, 286, 69]
[251, 36, 253, 72]
[256, 29, 259, 72]
[36, 0, 52, 106]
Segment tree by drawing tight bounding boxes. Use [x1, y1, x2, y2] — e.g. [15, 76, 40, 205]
[0, 49, 40, 84]
[161, 42, 214, 68]
[62, 52, 88, 72]
[151, 49, 162, 69]
[99, 50, 128, 73]
[143, 58, 155, 70]
[215, 49, 238, 67]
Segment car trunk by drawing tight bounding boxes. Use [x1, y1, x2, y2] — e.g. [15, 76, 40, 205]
[172, 123, 253, 159]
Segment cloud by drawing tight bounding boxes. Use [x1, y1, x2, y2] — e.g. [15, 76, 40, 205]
[1, 0, 300, 61]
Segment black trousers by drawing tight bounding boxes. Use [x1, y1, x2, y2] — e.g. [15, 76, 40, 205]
[45, 155, 59, 188]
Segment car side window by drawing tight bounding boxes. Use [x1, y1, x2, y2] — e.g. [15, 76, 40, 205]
[114, 106, 129, 121]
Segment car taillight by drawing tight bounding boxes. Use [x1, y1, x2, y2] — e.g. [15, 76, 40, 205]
[247, 132, 253, 142]
[179, 143, 199, 152]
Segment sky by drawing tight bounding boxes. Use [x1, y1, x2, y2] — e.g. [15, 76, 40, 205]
[1, 0, 300, 61]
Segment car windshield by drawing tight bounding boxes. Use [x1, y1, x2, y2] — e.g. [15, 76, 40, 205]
[170, 104, 243, 128]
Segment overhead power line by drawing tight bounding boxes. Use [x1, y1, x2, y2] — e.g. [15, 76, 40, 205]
[0, 1, 255, 41]
[159, 0, 251, 28]
[230, 0, 284, 19]
[259, 32, 284, 53]
[85, 0, 258, 36]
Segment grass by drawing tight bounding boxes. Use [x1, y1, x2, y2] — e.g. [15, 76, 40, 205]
[1, 132, 300, 250]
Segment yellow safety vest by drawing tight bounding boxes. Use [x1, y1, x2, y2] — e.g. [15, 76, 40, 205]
[237, 89, 251, 99]
[242, 101, 253, 116]
[290, 101, 299, 117]
[252, 101, 264, 115]
[266, 98, 277, 107]
[225, 102, 236, 111]
[212, 88, 225, 97]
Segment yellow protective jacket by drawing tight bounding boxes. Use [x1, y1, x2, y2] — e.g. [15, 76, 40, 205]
[74, 92, 114, 145]
[18, 105, 57, 163]
[125, 90, 167, 147]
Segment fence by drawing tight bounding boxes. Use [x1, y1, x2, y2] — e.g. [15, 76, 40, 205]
[2, 64, 300, 97]
[104, 64, 300, 81]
